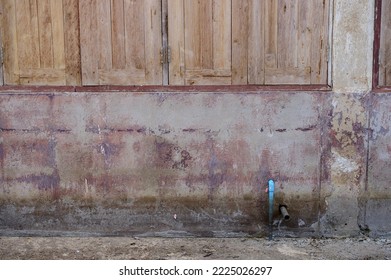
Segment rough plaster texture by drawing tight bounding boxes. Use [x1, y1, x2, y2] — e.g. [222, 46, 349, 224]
[318, 0, 380, 236]
[332, 0, 374, 93]
[0, 92, 330, 236]
[1, 0, 390, 237]
[366, 93, 391, 235]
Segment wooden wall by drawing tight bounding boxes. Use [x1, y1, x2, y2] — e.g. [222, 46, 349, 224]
[1, 0, 330, 86]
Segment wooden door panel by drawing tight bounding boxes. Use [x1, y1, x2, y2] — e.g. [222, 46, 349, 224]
[1, 0, 79, 85]
[169, 0, 329, 86]
[79, 0, 162, 86]
[169, 0, 232, 85]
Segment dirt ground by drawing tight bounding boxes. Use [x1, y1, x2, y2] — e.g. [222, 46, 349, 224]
[0, 235, 390, 260]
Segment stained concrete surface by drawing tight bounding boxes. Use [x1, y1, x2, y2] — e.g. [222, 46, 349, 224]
[0, 92, 330, 236]
[0, 236, 390, 260]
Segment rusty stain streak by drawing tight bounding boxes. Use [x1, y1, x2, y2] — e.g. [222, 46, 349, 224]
[295, 124, 317, 132]
[182, 128, 197, 133]
[16, 172, 60, 191]
[0, 127, 71, 133]
[85, 125, 147, 134]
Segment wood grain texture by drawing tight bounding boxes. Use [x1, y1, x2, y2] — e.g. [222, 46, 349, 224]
[168, 0, 185, 85]
[63, 0, 81, 85]
[144, 0, 162, 85]
[2, 0, 19, 84]
[2, 0, 70, 85]
[111, 0, 126, 70]
[37, 0, 54, 68]
[310, 0, 329, 84]
[79, 0, 98, 85]
[232, 0, 249, 84]
[79, 0, 162, 85]
[1, 0, 330, 86]
[248, 0, 265, 84]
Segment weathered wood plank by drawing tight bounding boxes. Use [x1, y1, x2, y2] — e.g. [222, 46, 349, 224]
[185, 69, 231, 85]
[16, 0, 40, 70]
[232, 0, 249, 84]
[2, 0, 20, 84]
[277, 0, 298, 69]
[51, 0, 65, 70]
[265, 66, 311, 84]
[310, 0, 329, 84]
[63, 0, 81, 85]
[297, 0, 312, 69]
[212, 0, 231, 71]
[37, 0, 54, 68]
[19, 68, 66, 85]
[144, 0, 162, 85]
[124, 0, 145, 71]
[168, 0, 185, 85]
[184, 0, 201, 71]
[98, 69, 145, 85]
[97, 0, 112, 70]
[111, 0, 126, 69]
[200, 0, 213, 69]
[248, 0, 265, 84]
[264, 0, 278, 69]
[29, 0, 41, 69]
[79, 0, 99, 85]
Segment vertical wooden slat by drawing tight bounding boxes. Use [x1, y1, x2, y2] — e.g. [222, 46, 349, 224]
[124, 0, 145, 71]
[297, 0, 312, 69]
[168, 0, 185, 85]
[1, 0, 19, 84]
[97, 0, 112, 70]
[310, 0, 329, 84]
[212, 0, 231, 71]
[232, 0, 249, 84]
[50, 0, 65, 70]
[16, 0, 39, 70]
[200, 0, 213, 69]
[162, 0, 169, 85]
[144, 0, 162, 84]
[111, 0, 126, 69]
[2, 0, 75, 85]
[277, 0, 298, 69]
[37, 0, 54, 68]
[248, 0, 265, 84]
[63, 0, 81, 85]
[184, 0, 201, 71]
[320, 0, 330, 84]
[265, 0, 278, 69]
[79, 0, 99, 84]
[29, 0, 41, 68]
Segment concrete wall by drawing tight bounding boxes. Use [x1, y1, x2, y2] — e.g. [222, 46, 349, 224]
[0, 0, 390, 237]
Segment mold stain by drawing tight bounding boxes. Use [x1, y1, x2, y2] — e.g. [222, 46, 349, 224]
[155, 137, 193, 171]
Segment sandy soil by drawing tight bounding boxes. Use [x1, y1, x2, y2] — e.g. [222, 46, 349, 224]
[0, 236, 390, 260]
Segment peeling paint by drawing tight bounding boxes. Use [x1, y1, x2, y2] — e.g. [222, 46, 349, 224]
[331, 152, 359, 174]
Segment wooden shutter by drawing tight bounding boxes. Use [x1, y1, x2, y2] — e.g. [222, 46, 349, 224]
[168, 0, 232, 85]
[1, 0, 80, 85]
[79, 0, 162, 86]
[168, 0, 329, 85]
[380, 0, 391, 86]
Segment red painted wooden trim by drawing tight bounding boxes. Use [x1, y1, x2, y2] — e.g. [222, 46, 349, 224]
[0, 84, 331, 93]
[373, 0, 382, 89]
